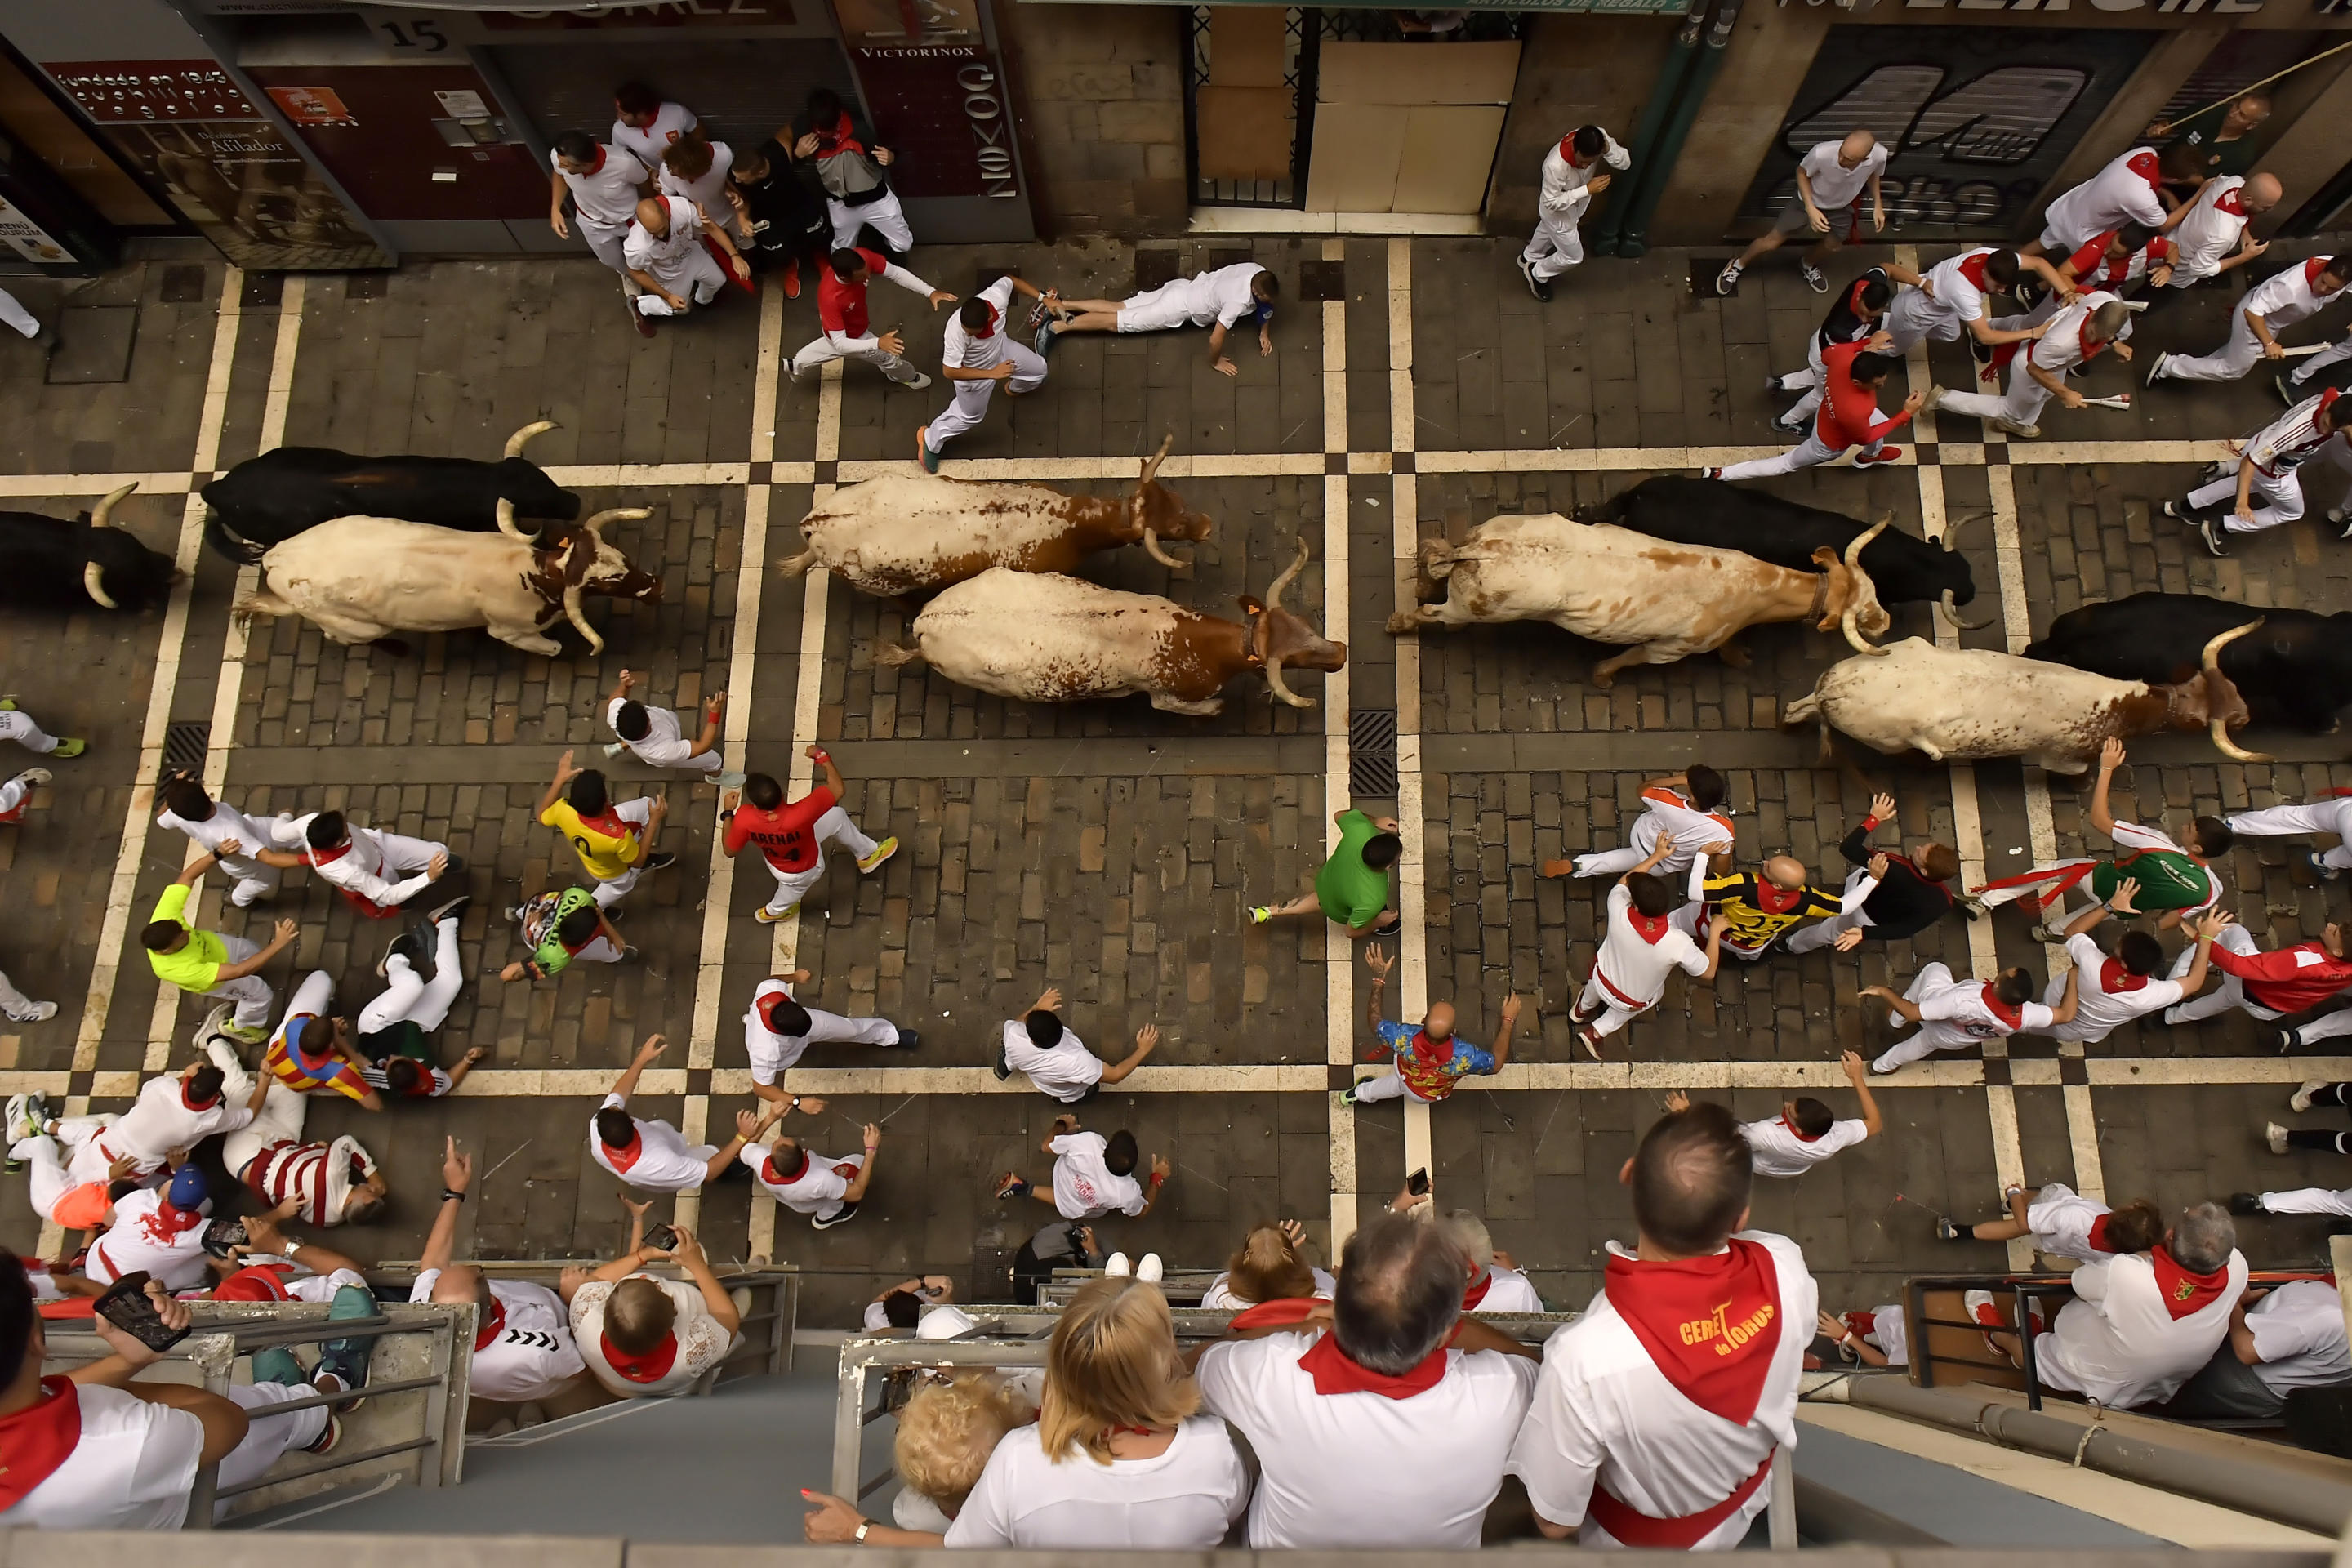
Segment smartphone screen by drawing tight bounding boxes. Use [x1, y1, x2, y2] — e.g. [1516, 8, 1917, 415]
[1406, 1168, 1430, 1196]
[642, 1223, 679, 1253]
[96, 1272, 190, 1354]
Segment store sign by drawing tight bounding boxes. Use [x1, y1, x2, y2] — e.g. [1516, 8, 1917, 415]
[0, 198, 70, 265]
[479, 2, 796, 28]
[852, 44, 1021, 200]
[266, 86, 358, 125]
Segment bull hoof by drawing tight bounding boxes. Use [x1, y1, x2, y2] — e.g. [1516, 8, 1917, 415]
[1717, 642, 1752, 670]
[1590, 669, 1618, 691]
[1383, 610, 1426, 635]
[370, 638, 413, 658]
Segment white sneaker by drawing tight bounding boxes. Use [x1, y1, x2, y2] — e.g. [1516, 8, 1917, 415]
[1137, 1253, 1165, 1283]
[3, 1000, 56, 1023]
[1103, 1251, 1133, 1277]
[2265, 1121, 2291, 1156]
[2292, 1081, 2328, 1114]
[601, 742, 626, 758]
[1714, 259, 1744, 296]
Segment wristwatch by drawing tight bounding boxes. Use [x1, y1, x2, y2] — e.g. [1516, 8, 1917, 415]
[853, 1521, 872, 1544]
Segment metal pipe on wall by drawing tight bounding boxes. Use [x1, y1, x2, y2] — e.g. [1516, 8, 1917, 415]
[1588, 0, 1705, 258]
[1616, 0, 1742, 258]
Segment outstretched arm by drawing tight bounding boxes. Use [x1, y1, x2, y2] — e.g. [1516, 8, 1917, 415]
[609, 1034, 666, 1104]
[1100, 1023, 1159, 1085]
[1842, 1051, 1883, 1138]
[2087, 736, 2125, 840]
[420, 1138, 471, 1273]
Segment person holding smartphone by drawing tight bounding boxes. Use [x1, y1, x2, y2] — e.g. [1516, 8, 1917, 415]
[566, 1216, 744, 1399]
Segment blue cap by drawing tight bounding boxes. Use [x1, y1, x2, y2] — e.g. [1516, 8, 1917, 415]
[167, 1164, 208, 1212]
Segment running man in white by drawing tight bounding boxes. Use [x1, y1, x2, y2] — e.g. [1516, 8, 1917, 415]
[622, 194, 747, 327]
[2163, 384, 2352, 555]
[1036, 261, 1279, 377]
[259, 809, 451, 922]
[1541, 767, 1731, 880]
[1670, 1050, 1882, 1178]
[590, 1036, 762, 1193]
[1566, 834, 1726, 1059]
[603, 669, 730, 779]
[1932, 292, 2132, 441]
[549, 130, 653, 299]
[1717, 128, 1888, 296]
[1880, 247, 2069, 357]
[746, 1111, 883, 1230]
[2149, 253, 2349, 389]
[1939, 1183, 2163, 1261]
[355, 910, 470, 1044]
[2278, 323, 2352, 408]
[995, 1112, 1168, 1222]
[2230, 790, 2352, 881]
[1861, 963, 2076, 1075]
[918, 272, 1052, 471]
[2025, 878, 2207, 1045]
[2028, 142, 2194, 260]
[743, 970, 914, 1108]
[154, 771, 302, 908]
[1519, 124, 1628, 302]
[0, 694, 85, 759]
[2156, 172, 2276, 294]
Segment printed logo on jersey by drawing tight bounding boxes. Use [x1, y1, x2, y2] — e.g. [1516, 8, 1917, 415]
[1679, 1297, 1777, 1357]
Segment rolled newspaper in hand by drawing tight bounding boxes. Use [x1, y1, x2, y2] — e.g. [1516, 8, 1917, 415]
[2080, 394, 2133, 409]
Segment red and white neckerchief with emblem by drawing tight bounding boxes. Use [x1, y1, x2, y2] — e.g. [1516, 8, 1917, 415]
[2098, 957, 2149, 994]
[1603, 1240, 1784, 1424]
[1977, 984, 2024, 1031]
[601, 1330, 680, 1384]
[604, 1125, 644, 1173]
[2149, 1245, 2230, 1321]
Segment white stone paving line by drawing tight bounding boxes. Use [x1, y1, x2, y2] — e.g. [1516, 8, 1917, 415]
[1386, 237, 1436, 1215]
[1319, 237, 1361, 1252]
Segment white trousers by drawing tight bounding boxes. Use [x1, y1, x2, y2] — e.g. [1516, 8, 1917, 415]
[2166, 921, 2281, 1022]
[11, 1133, 74, 1219]
[828, 189, 911, 252]
[634, 245, 726, 317]
[277, 968, 336, 1035]
[1937, 339, 2053, 429]
[2158, 310, 2265, 384]
[1570, 968, 1662, 1040]
[761, 804, 878, 915]
[924, 345, 1048, 454]
[790, 332, 924, 385]
[1521, 214, 1586, 283]
[2188, 466, 2305, 534]
[1869, 962, 1984, 1072]
[1779, 337, 1830, 427]
[0, 287, 36, 339]
[1716, 427, 1882, 481]
[2260, 1187, 2352, 1218]
[1882, 289, 1962, 355]
[357, 917, 463, 1036]
[1352, 1065, 1437, 1104]
[2291, 332, 2352, 388]
[215, 1380, 328, 1507]
[2230, 800, 2352, 871]
[56, 1112, 120, 1188]
[0, 711, 58, 753]
[1784, 869, 1876, 954]
[588, 798, 657, 910]
[200, 934, 275, 1031]
[0, 964, 50, 1018]
[579, 217, 632, 276]
[222, 1072, 308, 1184]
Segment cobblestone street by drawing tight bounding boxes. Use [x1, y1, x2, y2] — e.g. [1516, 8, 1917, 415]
[6, 231, 2352, 1328]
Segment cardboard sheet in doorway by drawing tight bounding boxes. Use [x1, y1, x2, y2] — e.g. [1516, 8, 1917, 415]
[1316, 40, 1519, 106]
[1308, 103, 1503, 214]
[1209, 7, 1287, 87]
[1197, 86, 1293, 182]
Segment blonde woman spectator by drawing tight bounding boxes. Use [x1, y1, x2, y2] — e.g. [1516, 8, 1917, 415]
[1200, 1219, 1334, 1310]
[802, 1371, 1032, 1542]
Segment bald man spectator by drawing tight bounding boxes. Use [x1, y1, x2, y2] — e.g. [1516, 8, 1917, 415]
[409, 1138, 590, 1413]
[1345, 945, 1521, 1107]
[1507, 1100, 1816, 1547]
[1971, 1201, 2247, 1410]
[2150, 91, 2272, 192]
[1717, 130, 1889, 296]
[1192, 1208, 1539, 1548]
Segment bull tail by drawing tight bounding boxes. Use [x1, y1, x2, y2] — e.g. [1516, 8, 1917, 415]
[1418, 537, 1459, 582]
[231, 587, 293, 625]
[875, 640, 927, 670]
[1781, 684, 1834, 764]
[776, 546, 820, 580]
[202, 510, 267, 565]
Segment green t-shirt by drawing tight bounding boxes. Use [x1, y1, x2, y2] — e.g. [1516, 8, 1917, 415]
[529, 886, 601, 976]
[146, 883, 229, 992]
[2164, 106, 2262, 181]
[1316, 809, 1393, 927]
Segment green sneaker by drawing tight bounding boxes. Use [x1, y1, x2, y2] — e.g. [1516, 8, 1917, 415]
[857, 836, 898, 875]
[1248, 905, 1273, 924]
[314, 1282, 377, 1410]
[49, 739, 85, 759]
[250, 1346, 305, 1386]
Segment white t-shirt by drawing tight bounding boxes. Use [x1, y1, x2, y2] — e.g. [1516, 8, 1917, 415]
[607, 697, 699, 768]
[657, 138, 735, 225]
[156, 800, 296, 872]
[2041, 146, 2167, 251]
[1049, 1131, 1147, 1219]
[557, 144, 652, 230]
[622, 196, 706, 292]
[1740, 1115, 1868, 1178]
[284, 814, 437, 908]
[945, 1414, 1250, 1548]
[611, 103, 697, 176]
[1003, 1021, 1105, 1102]
[2049, 933, 2181, 1041]
[944, 276, 1018, 372]
[1798, 140, 1888, 213]
[409, 1270, 585, 1403]
[2247, 391, 2352, 478]
[570, 1275, 737, 1398]
[107, 1073, 253, 1172]
[1916, 973, 2053, 1045]
[1470, 1265, 1546, 1314]
[1200, 1266, 1337, 1309]
[1590, 882, 1709, 1011]
[2243, 256, 2339, 334]
[1922, 247, 1997, 326]
[2109, 819, 2222, 915]
[0, 1381, 203, 1530]
[744, 1143, 857, 1215]
[1626, 787, 1733, 872]
[1192, 262, 1271, 329]
[2038, 1249, 2248, 1408]
[1861, 1302, 1909, 1367]
[589, 1094, 716, 1192]
[743, 980, 889, 1085]
[1507, 1232, 1815, 1548]
[2247, 1281, 2352, 1392]
[2168, 176, 2249, 280]
[84, 1188, 212, 1292]
[1196, 1330, 1537, 1548]
[2024, 1183, 2115, 1264]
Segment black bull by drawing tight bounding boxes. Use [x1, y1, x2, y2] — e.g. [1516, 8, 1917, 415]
[1580, 476, 1984, 624]
[200, 421, 580, 564]
[2025, 592, 2352, 733]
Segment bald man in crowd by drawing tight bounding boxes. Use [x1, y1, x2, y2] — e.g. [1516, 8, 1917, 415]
[1716, 129, 1889, 296]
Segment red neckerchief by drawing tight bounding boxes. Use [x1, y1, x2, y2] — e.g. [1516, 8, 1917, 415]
[475, 1295, 508, 1352]
[2099, 957, 2149, 994]
[2124, 148, 2161, 189]
[1408, 1028, 1451, 1063]
[1956, 250, 1994, 293]
[1298, 1329, 1449, 1399]
[1463, 1271, 1494, 1310]
[604, 1126, 644, 1173]
[763, 1147, 811, 1186]
[1228, 1296, 1321, 1332]
[1842, 1309, 1877, 1340]
[831, 1160, 862, 1178]
[2305, 256, 2333, 289]
[587, 146, 607, 176]
[307, 838, 353, 866]
[180, 1080, 219, 1113]
[2087, 1213, 2115, 1253]
[1843, 275, 1871, 322]
[2077, 308, 2110, 365]
[1751, 880, 1804, 915]
[2149, 1245, 2230, 1321]
[0, 1377, 82, 1508]
[213, 1263, 295, 1302]
[2216, 186, 2247, 217]
[1778, 1114, 1822, 1143]
[755, 991, 802, 1036]
[1603, 1240, 1783, 1425]
[1978, 983, 2024, 1030]
[1626, 902, 1673, 944]
[813, 110, 866, 158]
[2310, 386, 2343, 436]
[576, 806, 635, 844]
[968, 300, 998, 340]
[601, 1330, 680, 1383]
[136, 1197, 204, 1244]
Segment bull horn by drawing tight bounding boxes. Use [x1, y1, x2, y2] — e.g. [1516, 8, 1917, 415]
[82, 563, 117, 610]
[1842, 514, 1892, 569]
[2202, 618, 2268, 761]
[1937, 589, 1994, 630]
[1840, 599, 1888, 657]
[1141, 527, 1186, 571]
[580, 506, 650, 538]
[2209, 717, 2269, 764]
[497, 497, 528, 540]
[1264, 535, 1311, 610]
[562, 586, 605, 655]
[506, 420, 559, 461]
[1139, 434, 1174, 485]
[1940, 510, 1991, 551]
[1264, 658, 1313, 710]
[2202, 617, 2262, 674]
[91, 482, 136, 531]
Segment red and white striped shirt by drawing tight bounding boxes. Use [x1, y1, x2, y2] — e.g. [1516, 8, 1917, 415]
[243, 1136, 375, 1227]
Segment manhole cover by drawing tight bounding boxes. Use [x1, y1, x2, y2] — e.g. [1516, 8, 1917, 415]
[1348, 707, 1398, 800]
[1297, 259, 1345, 301]
[161, 721, 209, 781]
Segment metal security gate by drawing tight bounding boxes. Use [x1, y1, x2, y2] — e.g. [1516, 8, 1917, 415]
[1183, 5, 1316, 209]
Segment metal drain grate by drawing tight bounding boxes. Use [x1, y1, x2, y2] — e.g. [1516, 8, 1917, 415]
[1348, 707, 1398, 800]
[160, 721, 209, 780]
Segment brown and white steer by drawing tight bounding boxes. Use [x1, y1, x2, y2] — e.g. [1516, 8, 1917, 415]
[1783, 623, 2267, 775]
[1386, 513, 1893, 687]
[234, 501, 662, 657]
[876, 538, 1343, 715]
[780, 436, 1213, 598]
